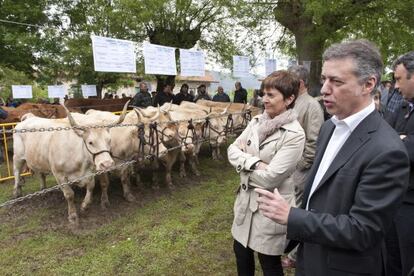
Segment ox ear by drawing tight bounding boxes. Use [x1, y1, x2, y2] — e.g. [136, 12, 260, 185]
[115, 100, 130, 124]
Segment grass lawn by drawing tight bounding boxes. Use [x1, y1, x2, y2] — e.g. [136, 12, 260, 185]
[0, 148, 295, 275]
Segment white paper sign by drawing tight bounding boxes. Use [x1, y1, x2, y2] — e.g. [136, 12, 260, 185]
[48, 85, 66, 98]
[233, 56, 250, 78]
[81, 85, 97, 97]
[12, 85, 32, 99]
[302, 61, 312, 72]
[179, 49, 205, 77]
[91, 35, 136, 73]
[143, 42, 177, 75]
[265, 59, 277, 76]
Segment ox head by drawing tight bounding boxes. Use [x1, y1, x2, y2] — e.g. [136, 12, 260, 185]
[206, 112, 228, 146]
[134, 107, 178, 148]
[61, 103, 130, 171]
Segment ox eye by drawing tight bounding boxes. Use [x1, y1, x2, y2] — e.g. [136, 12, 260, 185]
[89, 141, 93, 145]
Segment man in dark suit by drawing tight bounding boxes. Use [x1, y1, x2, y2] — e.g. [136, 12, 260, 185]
[255, 40, 410, 276]
[385, 51, 414, 276]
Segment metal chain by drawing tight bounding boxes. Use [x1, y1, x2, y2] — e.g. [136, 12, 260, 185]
[0, 134, 214, 209]
[0, 111, 250, 134]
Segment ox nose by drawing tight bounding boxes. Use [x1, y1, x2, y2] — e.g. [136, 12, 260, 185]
[182, 143, 194, 153]
[99, 159, 114, 171]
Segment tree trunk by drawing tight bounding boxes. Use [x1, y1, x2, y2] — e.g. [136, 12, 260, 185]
[295, 34, 324, 96]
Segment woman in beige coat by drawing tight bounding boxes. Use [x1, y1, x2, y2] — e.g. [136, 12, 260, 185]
[228, 70, 305, 276]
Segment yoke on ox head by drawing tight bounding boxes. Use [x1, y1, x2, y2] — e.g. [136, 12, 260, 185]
[61, 101, 129, 171]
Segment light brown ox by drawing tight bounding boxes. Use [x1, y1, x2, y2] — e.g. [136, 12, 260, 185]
[13, 105, 127, 228]
[84, 106, 174, 203]
[179, 101, 230, 160]
[134, 107, 180, 189]
[160, 103, 205, 178]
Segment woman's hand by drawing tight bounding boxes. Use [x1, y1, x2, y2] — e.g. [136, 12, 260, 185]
[255, 161, 268, 170]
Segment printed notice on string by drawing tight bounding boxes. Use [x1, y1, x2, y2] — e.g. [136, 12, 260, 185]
[179, 49, 205, 77]
[81, 85, 97, 97]
[12, 85, 32, 99]
[48, 85, 66, 98]
[91, 35, 136, 73]
[143, 42, 177, 75]
[265, 59, 277, 77]
[233, 56, 250, 78]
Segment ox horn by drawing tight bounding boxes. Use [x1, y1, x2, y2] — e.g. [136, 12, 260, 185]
[115, 100, 130, 124]
[134, 108, 143, 121]
[148, 106, 160, 121]
[62, 103, 79, 128]
[221, 103, 231, 115]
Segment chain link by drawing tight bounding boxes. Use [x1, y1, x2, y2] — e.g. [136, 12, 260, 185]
[0, 111, 249, 134]
[0, 110, 253, 208]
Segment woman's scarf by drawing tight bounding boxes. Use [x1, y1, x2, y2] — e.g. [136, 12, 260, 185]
[257, 109, 297, 144]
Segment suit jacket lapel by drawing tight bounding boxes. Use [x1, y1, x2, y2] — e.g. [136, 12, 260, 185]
[310, 111, 379, 196]
[301, 120, 335, 208]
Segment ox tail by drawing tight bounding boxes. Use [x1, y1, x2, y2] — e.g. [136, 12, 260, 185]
[21, 113, 35, 121]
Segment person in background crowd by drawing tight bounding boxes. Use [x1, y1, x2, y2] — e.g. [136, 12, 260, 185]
[255, 39, 410, 276]
[385, 78, 404, 114]
[173, 83, 194, 104]
[189, 89, 195, 98]
[249, 89, 263, 108]
[228, 70, 305, 276]
[194, 84, 211, 102]
[233, 81, 247, 103]
[132, 82, 152, 108]
[153, 84, 174, 107]
[373, 89, 385, 116]
[114, 95, 119, 99]
[0, 106, 8, 119]
[64, 95, 69, 102]
[380, 80, 392, 107]
[212, 86, 230, 102]
[121, 93, 127, 99]
[52, 98, 60, 105]
[281, 65, 324, 269]
[384, 51, 414, 276]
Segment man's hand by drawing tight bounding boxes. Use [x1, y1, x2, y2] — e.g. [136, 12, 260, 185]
[400, 134, 407, 140]
[255, 188, 291, 225]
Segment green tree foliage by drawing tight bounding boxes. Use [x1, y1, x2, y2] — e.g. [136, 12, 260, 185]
[237, 0, 414, 95]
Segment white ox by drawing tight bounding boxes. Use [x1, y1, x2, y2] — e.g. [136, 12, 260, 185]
[13, 105, 127, 227]
[84, 107, 175, 201]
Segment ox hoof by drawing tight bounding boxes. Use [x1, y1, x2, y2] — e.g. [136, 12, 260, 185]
[167, 184, 175, 190]
[100, 200, 110, 210]
[13, 188, 22, 199]
[125, 193, 136, 203]
[152, 185, 160, 191]
[80, 204, 90, 213]
[68, 215, 80, 229]
[194, 171, 201, 177]
[179, 171, 187, 178]
[217, 155, 224, 160]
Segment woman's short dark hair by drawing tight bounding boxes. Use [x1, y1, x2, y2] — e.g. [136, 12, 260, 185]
[180, 83, 189, 92]
[262, 70, 300, 109]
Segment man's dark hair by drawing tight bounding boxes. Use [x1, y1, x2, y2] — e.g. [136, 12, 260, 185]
[392, 51, 414, 79]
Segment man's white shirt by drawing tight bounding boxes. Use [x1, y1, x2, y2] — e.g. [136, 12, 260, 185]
[306, 101, 375, 210]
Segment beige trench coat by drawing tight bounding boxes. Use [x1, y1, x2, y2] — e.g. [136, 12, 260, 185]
[228, 114, 305, 255]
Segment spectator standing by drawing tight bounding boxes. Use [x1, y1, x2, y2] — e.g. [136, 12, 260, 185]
[249, 89, 263, 108]
[212, 86, 230, 102]
[173, 83, 194, 104]
[153, 84, 174, 107]
[228, 70, 305, 276]
[281, 65, 324, 268]
[132, 82, 152, 108]
[194, 84, 211, 102]
[384, 51, 414, 276]
[234, 81, 247, 103]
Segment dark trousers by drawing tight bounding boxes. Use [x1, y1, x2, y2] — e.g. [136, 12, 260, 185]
[233, 239, 284, 276]
[386, 204, 414, 276]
